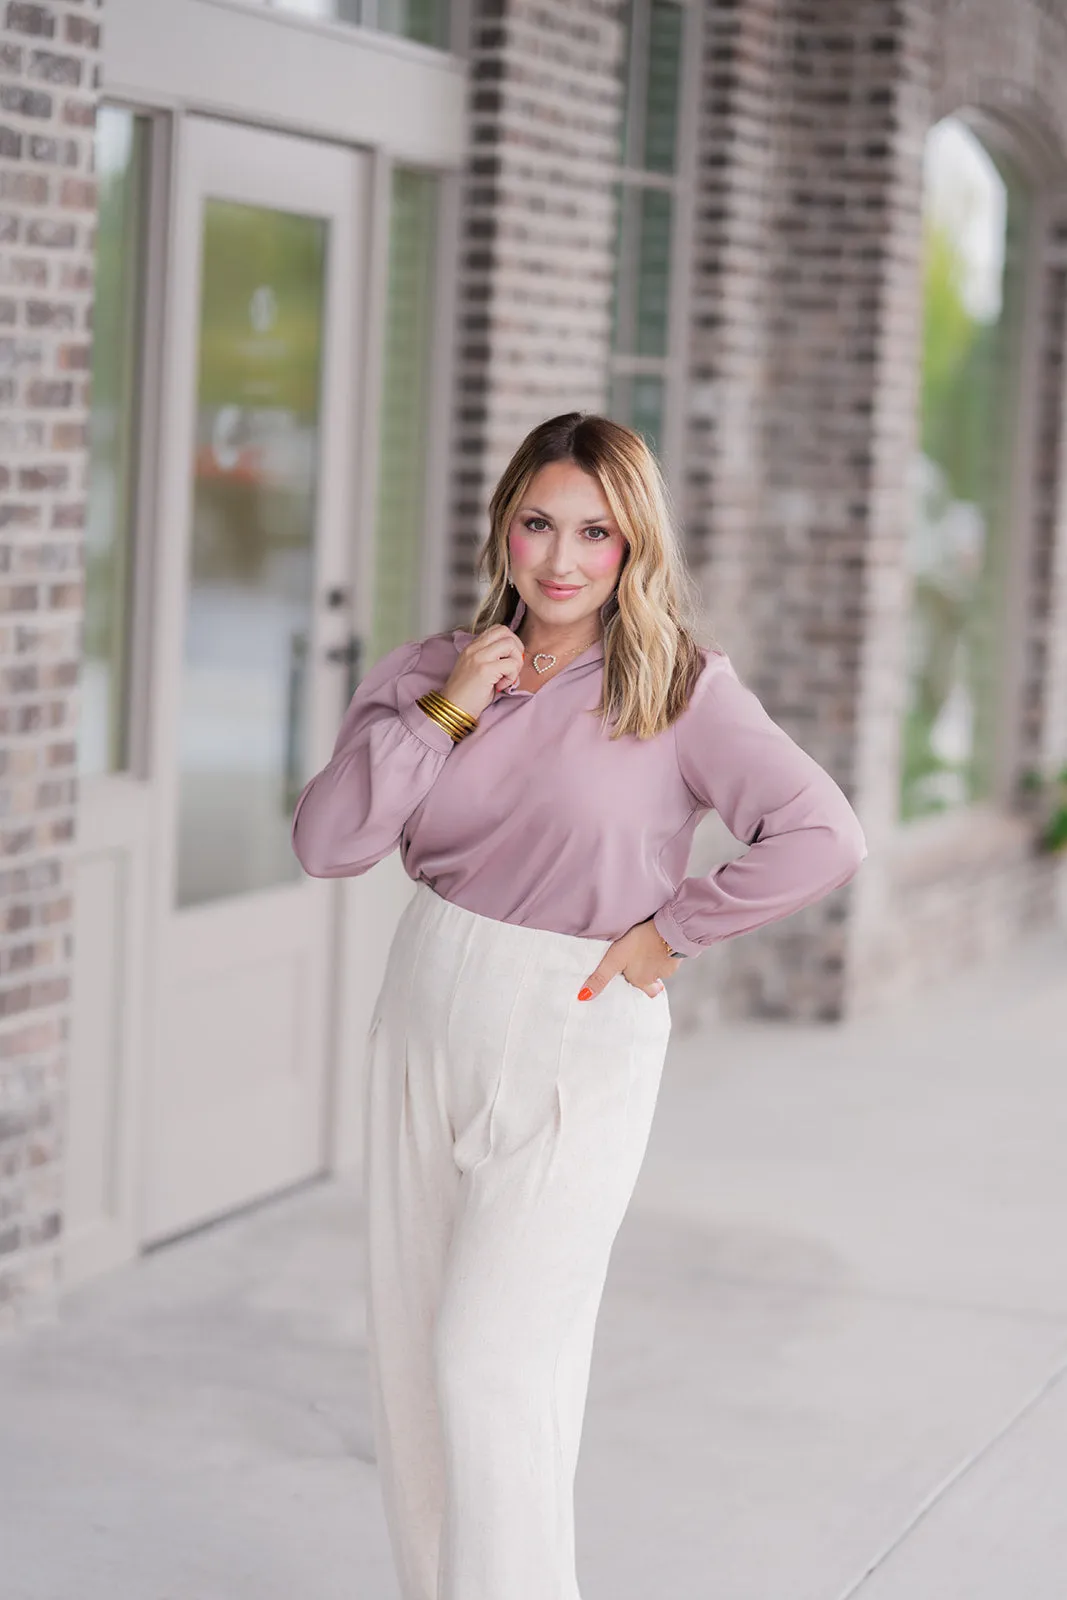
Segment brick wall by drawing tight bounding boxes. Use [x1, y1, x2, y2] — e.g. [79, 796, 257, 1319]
[0, 0, 99, 1326]
[847, 0, 1067, 1016]
[683, 0, 910, 1019]
[448, 0, 628, 620]
[683, 0, 1067, 1020]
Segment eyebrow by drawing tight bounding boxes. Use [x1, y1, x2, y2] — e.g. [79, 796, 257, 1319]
[523, 505, 616, 526]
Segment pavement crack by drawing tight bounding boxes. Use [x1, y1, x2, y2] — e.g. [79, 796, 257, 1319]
[832, 1345, 1067, 1598]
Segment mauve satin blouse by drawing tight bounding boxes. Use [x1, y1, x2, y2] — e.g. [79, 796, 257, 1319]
[290, 596, 867, 957]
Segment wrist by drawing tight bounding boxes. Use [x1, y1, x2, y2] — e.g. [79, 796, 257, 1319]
[649, 918, 686, 960]
[660, 933, 686, 960]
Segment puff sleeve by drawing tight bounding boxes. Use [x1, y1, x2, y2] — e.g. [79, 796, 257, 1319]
[291, 638, 455, 879]
[651, 656, 867, 956]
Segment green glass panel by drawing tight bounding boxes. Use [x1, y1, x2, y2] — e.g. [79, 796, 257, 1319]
[611, 184, 673, 358]
[900, 117, 1029, 822]
[636, 186, 672, 356]
[375, 0, 449, 48]
[80, 106, 148, 778]
[609, 178, 628, 353]
[632, 373, 665, 455]
[268, 0, 449, 46]
[644, 1, 683, 173]
[371, 168, 438, 665]
[176, 199, 327, 907]
[609, 371, 664, 458]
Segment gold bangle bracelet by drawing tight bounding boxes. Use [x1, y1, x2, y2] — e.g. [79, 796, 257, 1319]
[416, 690, 477, 743]
[422, 690, 476, 735]
[417, 694, 469, 740]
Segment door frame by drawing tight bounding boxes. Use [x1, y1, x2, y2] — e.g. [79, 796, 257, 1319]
[139, 112, 368, 1243]
[64, 19, 466, 1278]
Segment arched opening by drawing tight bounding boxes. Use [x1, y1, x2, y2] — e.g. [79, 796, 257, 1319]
[900, 113, 1033, 820]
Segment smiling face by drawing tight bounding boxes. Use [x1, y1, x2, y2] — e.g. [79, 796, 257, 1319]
[506, 459, 627, 636]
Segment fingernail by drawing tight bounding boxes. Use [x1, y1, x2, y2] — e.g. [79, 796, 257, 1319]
[577, 986, 593, 1001]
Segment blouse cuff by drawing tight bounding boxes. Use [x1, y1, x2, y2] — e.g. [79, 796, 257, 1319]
[652, 904, 706, 959]
[397, 696, 460, 756]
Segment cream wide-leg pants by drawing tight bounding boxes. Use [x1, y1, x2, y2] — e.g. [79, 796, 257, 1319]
[361, 878, 672, 1600]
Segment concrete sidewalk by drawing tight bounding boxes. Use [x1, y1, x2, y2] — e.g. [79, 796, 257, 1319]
[2, 929, 1066, 1600]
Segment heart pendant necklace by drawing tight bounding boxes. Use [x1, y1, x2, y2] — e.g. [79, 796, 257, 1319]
[529, 639, 598, 674]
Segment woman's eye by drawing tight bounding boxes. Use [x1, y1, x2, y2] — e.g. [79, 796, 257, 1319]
[523, 517, 610, 541]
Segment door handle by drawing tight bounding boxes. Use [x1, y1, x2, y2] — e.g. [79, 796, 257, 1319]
[284, 627, 309, 814]
[325, 633, 363, 704]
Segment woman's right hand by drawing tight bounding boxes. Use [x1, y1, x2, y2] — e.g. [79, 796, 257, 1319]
[439, 625, 525, 720]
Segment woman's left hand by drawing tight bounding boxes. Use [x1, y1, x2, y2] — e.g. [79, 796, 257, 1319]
[577, 917, 681, 1001]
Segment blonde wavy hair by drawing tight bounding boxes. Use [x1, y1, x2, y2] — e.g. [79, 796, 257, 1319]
[468, 411, 712, 741]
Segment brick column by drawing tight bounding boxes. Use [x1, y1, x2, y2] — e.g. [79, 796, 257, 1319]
[685, 0, 909, 1019]
[448, 0, 628, 622]
[683, 0, 784, 659]
[0, 0, 100, 1326]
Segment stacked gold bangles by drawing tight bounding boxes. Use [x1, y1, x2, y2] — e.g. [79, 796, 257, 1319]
[416, 690, 478, 743]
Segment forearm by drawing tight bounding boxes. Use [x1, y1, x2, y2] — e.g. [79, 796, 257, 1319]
[653, 815, 867, 956]
[291, 670, 455, 878]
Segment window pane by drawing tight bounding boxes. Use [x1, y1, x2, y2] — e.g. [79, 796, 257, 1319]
[632, 372, 665, 454]
[636, 186, 672, 355]
[375, 0, 450, 48]
[609, 371, 664, 457]
[266, 0, 450, 45]
[609, 179, 630, 353]
[80, 106, 149, 778]
[610, 183, 672, 358]
[371, 168, 439, 664]
[268, 0, 362, 23]
[644, 1, 683, 173]
[900, 116, 1029, 821]
[176, 200, 328, 908]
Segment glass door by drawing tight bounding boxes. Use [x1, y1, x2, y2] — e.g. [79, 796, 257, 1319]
[142, 116, 366, 1243]
[177, 197, 328, 907]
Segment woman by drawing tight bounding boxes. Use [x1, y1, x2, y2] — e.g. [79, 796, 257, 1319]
[290, 412, 866, 1600]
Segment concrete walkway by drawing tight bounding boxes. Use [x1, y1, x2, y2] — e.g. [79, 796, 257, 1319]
[2, 929, 1066, 1599]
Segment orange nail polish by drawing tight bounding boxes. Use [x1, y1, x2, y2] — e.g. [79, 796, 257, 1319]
[577, 986, 593, 1001]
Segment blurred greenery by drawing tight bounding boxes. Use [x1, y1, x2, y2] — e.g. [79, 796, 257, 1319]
[1022, 765, 1067, 853]
[919, 215, 997, 506]
[198, 200, 326, 418]
[901, 131, 1026, 823]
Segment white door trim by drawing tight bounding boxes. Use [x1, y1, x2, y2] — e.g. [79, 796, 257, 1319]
[101, 0, 468, 169]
